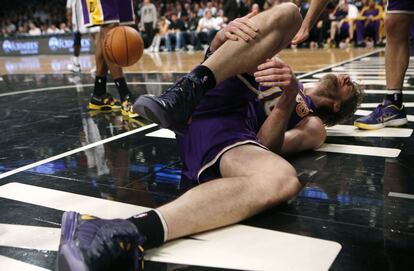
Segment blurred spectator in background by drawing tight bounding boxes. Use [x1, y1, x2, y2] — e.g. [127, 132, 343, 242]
[47, 23, 62, 34]
[28, 22, 41, 35]
[165, 13, 187, 52]
[197, 10, 221, 48]
[205, 1, 218, 16]
[140, 0, 158, 47]
[147, 17, 170, 53]
[187, 10, 202, 50]
[223, 0, 240, 22]
[307, 1, 334, 48]
[328, 0, 359, 48]
[355, 0, 384, 47]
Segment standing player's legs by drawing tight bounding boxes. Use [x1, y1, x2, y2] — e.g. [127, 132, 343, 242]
[85, 0, 138, 118]
[385, 14, 412, 96]
[354, 1, 413, 129]
[134, 2, 302, 130]
[68, 31, 82, 73]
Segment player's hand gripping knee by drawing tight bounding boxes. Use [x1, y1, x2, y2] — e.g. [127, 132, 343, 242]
[254, 58, 299, 95]
[211, 11, 259, 50]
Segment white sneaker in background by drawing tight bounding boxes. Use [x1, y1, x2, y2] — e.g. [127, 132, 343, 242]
[68, 63, 81, 73]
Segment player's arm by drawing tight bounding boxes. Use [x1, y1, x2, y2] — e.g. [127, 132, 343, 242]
[292, 0, 330, 45]
[210, 10, 259, 52]
[280, 116, 326, 156]
[256, 59, 299, 153]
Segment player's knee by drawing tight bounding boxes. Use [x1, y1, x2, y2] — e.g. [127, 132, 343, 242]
[270, 2, 302, 32]
[385, 16, 410, 40]
[74, 32, 82, 46]
[258, 165, 301, 207]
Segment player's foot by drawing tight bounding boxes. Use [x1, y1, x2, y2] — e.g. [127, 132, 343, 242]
[68, 63, 81, 73]
[121, 95, 139, 119]
[354, 103, 408, 130]
[133, 73, 207, 131]
[88, 93, 121, 111]
[56, 211, 145, 271]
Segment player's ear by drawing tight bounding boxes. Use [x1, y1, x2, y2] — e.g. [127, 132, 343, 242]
[333, 101, 341, 113]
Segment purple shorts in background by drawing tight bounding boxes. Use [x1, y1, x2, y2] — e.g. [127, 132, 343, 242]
[81, 0, 135, 27]
[387, 0, 414, 13]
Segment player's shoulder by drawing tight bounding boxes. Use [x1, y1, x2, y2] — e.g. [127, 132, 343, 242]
[297, 115, 325, 133]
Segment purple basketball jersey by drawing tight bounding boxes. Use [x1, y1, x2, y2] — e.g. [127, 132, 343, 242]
[177, 74, 316, 183]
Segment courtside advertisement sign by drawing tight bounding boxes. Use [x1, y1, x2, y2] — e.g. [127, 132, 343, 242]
[0, 34, 94, 56]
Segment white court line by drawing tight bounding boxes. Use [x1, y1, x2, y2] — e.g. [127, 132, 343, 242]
[388, 192, 414, 200]
[316, 143, 400, 158]
[0, 182, 341, 271]
[0, 224, 60, 251]
[332, 67, 414, 74]
[0, 82, 173, 98]
[297, 49, 383, 79]
[326, 125, 413, 137]
[146, 129, 403, 157]
[364, 90, 414, 95]
[360, 102, 414, 108]
[0, 256, 49, 271]
[0, 183, 150, 218]
[317, 78, 412, 87]
[146, 128, 176, 139]
[355, 109, 414, 122]
[0, 123, 157, 179]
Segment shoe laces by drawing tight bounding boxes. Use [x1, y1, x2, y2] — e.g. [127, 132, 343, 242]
[161, 74, 203, 111]
[372, 104, 384, 115]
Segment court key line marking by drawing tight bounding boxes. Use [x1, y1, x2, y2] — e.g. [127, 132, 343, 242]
[0, 223, 61, 251]
[315, 144, 400, 158]
[0, 255, 49, 271]
[0, 124, 157, 179]
[146, 129, 402, 157]
[360, 102, 414, 108]
[364, 90, 414, 95]
[0, 81, 173, 98]
[388, 192, 414, 200]
[0, 182, 342, 271]
[326, 125, 413, 138]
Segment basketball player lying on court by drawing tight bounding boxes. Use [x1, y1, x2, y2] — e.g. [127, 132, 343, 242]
[56, 3, 363, 271]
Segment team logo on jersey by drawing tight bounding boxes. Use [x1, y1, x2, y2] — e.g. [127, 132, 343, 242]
[295, 95, 310, 118]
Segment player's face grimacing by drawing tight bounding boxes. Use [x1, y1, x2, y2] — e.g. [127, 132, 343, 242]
[316, 73, 356, 112]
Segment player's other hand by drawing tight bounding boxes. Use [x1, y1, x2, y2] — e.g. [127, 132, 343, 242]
[291, 25, 309, 45]
[254, 58, 298, 95]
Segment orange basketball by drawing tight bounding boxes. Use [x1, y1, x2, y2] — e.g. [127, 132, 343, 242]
[104, 26, 144, 67]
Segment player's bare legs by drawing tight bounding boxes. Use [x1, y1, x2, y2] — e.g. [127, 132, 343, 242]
[385, 14, 412, 91]
[354, 13, 411, 129]
[159, 145, 301, 240]
[134, 2, 302, 130]
[99, 24, 124, 80]
[90, 24, 137, 117]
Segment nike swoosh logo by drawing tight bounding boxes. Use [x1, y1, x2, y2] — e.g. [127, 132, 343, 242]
[383, 115, 398, 122]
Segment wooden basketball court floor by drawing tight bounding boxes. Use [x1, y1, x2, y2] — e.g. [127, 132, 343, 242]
[0, 48, 414, 271]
